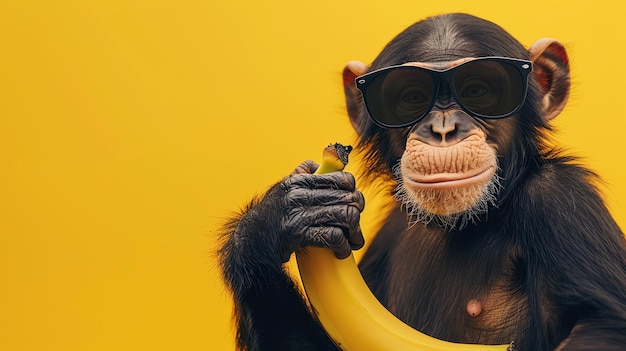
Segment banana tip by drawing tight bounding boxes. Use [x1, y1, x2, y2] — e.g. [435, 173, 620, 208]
[331, 143, 353, 165]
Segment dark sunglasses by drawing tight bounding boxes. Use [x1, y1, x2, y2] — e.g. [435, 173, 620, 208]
[355, 57, 532, 128]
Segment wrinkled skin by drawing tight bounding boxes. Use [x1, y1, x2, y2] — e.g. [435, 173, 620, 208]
[399, 128, 498, 217]
[277, 161, 365, 262]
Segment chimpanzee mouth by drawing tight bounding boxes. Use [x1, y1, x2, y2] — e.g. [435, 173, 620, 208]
[393, 162, 501, 229]
[403, 166, 496, 190]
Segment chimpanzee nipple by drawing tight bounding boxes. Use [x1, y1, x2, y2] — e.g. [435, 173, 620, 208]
[466, 299, 483, 317]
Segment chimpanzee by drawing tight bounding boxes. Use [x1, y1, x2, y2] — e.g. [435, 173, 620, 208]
[217, 13, 626, 351]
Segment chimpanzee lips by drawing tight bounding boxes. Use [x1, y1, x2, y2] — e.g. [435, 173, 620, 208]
[403, 166, 496, 190]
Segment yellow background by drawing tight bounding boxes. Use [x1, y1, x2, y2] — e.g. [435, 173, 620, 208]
[1, 1, 624, 350]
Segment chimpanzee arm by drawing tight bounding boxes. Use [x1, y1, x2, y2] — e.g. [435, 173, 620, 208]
[523, 162, 626, 350]
[217, 161, 364, 350]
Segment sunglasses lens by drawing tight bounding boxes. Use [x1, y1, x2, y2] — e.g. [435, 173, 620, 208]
[453, 60, 524, 117]
[363, 67, 435, 127]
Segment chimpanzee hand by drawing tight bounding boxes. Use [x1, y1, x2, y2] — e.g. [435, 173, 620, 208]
[281, 160, 365, 260]
[248, 160, 365, 263]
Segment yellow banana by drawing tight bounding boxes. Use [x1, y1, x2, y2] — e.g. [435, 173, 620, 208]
[295, 143, 513, 351]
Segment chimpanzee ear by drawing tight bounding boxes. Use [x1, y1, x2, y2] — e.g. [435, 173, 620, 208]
[529, 38, 570, 121]
[342, 61, 369, 133]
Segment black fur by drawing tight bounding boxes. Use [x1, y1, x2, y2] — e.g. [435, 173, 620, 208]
[218, 13, 626, 350]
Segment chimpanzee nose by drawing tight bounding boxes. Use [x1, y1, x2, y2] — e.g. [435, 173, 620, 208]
[412, 110, 474, 146]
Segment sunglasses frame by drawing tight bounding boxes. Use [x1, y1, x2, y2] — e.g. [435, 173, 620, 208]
[355, 57, 533, 128]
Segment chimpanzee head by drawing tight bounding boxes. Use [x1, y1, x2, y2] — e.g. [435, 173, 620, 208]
[343, 13, 570, 228]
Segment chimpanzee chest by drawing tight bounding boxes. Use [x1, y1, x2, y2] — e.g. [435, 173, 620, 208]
[379, 226, 529, 345]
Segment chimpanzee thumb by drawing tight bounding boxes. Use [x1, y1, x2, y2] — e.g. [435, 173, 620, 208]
[291, 160, 319, 176]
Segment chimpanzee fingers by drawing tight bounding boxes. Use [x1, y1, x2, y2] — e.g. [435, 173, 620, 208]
[302, 226, 353, 259]
[286, 205, 362, 233]
[286, 187, 365, 211]
[286, 205, 364, 251]
[285, 171, 357, 192]
[340, 205, 365, 250]
[336, 207, 364, 247]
